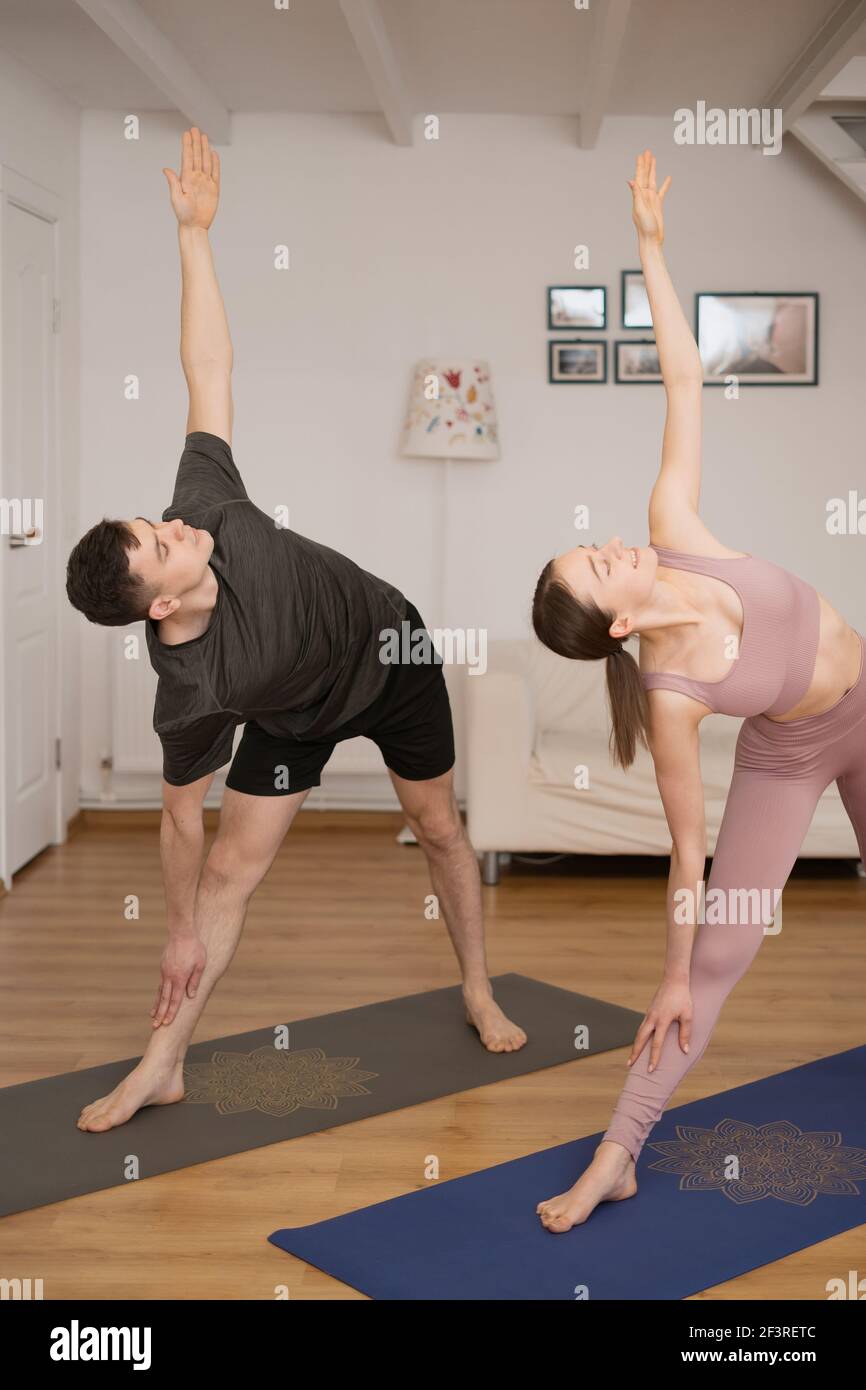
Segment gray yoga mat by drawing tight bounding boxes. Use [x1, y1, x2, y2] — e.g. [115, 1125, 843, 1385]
[0, 973, 641, 1217]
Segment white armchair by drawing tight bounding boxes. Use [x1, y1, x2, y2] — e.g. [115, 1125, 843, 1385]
[466, 639, 862, 885]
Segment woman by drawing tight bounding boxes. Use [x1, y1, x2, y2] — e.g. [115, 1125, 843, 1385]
[532, 150, 865, 1232]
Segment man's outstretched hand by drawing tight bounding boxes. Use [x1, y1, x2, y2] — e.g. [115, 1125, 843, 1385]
[151, 932, 207, 1028]
[163, 127, 220, 230]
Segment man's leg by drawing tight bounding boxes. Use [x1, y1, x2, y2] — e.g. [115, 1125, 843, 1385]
[388, 766, 527, 1053]
[77, 787, 309, 1131]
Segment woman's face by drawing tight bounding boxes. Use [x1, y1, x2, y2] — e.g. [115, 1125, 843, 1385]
[553, 537, 657, 636]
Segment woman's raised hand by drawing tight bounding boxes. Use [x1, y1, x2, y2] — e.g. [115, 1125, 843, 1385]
[163, 127, 220, 230]
[627, 148, 672, 245]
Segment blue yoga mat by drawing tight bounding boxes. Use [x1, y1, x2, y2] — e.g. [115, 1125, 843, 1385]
[269, 1045, 866, 1299]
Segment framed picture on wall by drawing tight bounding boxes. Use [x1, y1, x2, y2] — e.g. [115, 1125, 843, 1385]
[621, 270, 652, 328]
[614, 339, 662, 383]
[696, 292, 819, 386]
[547, 285, 606, 330]
[548, 339, 607, 384]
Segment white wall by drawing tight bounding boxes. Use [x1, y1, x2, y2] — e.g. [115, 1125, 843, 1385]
[78, 110, 866, 804]
[0, 50, 81, 831]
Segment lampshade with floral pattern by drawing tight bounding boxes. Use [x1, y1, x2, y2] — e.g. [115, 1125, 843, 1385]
[402, 359, 499, 460]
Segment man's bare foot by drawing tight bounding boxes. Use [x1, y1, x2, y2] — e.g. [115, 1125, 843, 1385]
[463, 987, 528, 1053]
[537, 1140, 637, 1232]
[76, 1057, 186, 1133]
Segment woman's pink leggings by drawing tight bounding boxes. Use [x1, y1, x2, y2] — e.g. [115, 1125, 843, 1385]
[602, 632, 866, 1165]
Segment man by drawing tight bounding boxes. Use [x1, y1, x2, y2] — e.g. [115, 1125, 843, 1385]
[66, 128, 525, 1133]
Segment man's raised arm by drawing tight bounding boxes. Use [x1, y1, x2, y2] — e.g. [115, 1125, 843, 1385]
[163, 127, 233, 445]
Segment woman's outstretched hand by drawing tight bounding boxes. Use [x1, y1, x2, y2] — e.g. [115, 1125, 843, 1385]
[627, 148, 671, 245]
[627, 976, 693, 1072]
[163, 127, 220, 230]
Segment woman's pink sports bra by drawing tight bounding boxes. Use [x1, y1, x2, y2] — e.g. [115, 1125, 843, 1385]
[641, 543, 821, 717]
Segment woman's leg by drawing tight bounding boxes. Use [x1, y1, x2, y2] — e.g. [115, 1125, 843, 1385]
[601, 764, 823, 1163]
[538, 753, 824, 1231]
[836, 759, 866, 862]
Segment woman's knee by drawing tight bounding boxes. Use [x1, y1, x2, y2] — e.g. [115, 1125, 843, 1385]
[690, 920, 764, 989]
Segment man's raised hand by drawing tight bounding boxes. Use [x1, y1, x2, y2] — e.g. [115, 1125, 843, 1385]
[163, 127, 220, 230]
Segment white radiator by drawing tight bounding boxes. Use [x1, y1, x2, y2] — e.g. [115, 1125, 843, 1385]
[110, 634, 161, 773]
[109, 632, 384, 776]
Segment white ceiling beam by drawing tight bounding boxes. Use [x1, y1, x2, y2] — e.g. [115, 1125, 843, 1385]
[789, 114, 866, 206]
[74, 0, 231, 144]
[339, 0, 414, 146]
[817, 54, 866, 99]
[578, 0, 633, 149]
[762, 0, 866, 131]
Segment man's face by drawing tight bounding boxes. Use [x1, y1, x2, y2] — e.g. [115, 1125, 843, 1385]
[126, 516, 214, 621]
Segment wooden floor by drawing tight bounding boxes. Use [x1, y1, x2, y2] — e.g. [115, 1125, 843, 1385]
[1, 810, 864, 1301]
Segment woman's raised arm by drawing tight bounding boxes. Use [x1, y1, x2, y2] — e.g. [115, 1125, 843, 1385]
[629, 150, 707, 549]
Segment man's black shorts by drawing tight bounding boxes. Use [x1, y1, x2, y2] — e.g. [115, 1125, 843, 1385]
[225, 600, 456, 796]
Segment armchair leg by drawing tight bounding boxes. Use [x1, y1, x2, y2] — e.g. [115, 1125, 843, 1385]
[481, 851, 500, 886]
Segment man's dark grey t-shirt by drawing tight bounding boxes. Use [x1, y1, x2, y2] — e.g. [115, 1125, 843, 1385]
[145, 432, 407, 785]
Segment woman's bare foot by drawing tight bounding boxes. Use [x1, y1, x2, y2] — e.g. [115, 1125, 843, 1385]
[537, 1140, 637, 1232]
[76, 1056, 186, 1133]
[463, 986, 528, 1053]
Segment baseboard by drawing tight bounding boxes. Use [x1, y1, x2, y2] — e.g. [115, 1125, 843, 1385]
[79, 766, 466, 818]
[81, 769, 412, 813]
[78, 807, 410, 832]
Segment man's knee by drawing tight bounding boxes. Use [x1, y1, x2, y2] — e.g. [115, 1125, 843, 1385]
[205, 834, 272, 897]
[409, 796, 465, 855]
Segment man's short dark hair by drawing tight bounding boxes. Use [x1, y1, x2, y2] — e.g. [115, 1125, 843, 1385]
[66, 519, 156, 627]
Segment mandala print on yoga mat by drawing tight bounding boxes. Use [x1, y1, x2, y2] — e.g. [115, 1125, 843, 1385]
[647, 1119, 866, 1206]
[182, 1047, 378, 1118]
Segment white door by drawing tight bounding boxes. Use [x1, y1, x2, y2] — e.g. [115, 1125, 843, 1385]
[1, 194, 60, 881]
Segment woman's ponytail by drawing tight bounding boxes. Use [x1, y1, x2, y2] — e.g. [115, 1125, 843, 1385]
[604, 643, 650, 769]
